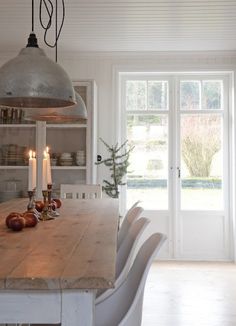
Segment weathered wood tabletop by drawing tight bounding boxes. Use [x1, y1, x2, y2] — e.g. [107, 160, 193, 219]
[0, 198, 119, 291]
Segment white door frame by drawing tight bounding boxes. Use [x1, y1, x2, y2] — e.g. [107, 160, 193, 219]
[117, 70, 234, 261]
[174, 74, 230, 259]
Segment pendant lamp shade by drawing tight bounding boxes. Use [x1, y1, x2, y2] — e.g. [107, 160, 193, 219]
[0, 35, 76, 109]
[24, 92, 87, 122]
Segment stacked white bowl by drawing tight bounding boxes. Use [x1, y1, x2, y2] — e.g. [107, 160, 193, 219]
[76, 150, 86, 166]
[60, 152, 73, 166]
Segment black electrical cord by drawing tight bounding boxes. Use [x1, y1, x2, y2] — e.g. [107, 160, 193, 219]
[55, 0, 58, 62]
[32, 0, 34, 32]
[39, 0, 65, 50]
[39, 0, 53, 32]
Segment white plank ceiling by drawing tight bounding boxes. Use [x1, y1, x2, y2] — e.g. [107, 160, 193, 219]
[0, 0, 235, 53]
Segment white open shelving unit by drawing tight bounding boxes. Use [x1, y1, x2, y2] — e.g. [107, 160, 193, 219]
[0, 80, 97, 201]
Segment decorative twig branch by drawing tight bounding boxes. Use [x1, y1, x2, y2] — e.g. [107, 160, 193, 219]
[96, 138, 134, 198]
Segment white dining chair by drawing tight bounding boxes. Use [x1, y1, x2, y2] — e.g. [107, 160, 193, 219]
[95, 232, 167, 326]
[60, 184, 102, 199]
[96, 217, 150, 300]
[117, 205, 144, 250]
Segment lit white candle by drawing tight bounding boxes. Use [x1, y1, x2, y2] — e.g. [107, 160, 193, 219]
[28, 150, 33, 191]
[42, 151, 48, 190]
[46, 146, 52, 185]
[32, 151, 37, 190]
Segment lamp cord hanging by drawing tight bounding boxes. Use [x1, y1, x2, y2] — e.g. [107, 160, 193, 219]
[32, 0, 34, 32]
[39, 0, 65, 50]
[55, 0, 58, 62]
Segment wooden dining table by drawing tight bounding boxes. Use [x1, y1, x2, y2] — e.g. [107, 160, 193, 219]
[0, 197, 119, 326]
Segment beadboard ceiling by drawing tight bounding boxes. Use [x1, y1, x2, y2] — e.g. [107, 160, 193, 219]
[0, 0, 236, 53]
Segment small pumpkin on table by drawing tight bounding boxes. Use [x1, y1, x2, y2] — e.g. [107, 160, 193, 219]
[5, 211, 38, 232]
[5, 198, 62, 231]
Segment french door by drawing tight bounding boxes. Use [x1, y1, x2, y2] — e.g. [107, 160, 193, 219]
[121, 73, 231, 260]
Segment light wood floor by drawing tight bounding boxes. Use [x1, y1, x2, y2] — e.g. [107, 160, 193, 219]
[142, 261, 236, 326]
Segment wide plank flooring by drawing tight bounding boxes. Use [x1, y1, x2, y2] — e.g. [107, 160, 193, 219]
[142, 261, 236, 326]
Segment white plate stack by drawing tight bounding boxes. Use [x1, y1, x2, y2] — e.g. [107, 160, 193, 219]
[76, 150, 86, 166]
[60, 152, 73, 166]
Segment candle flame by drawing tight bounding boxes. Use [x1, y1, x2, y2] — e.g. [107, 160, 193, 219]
[46, 146, 49, 154]
[29, 150, 32, 159]
[44, 150, 47, 159]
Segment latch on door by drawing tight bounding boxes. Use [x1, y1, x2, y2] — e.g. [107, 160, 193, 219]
[177, 167, 181, 178]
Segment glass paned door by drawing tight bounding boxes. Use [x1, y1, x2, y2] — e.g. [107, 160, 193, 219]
[179, 79, 225, 211]
[125, 79, 169, 210]
[122, 73, 230, 260]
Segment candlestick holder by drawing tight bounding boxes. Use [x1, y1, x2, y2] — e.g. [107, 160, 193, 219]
[27, 189, 35, 211]
[47, 183, 52, 214]
[27, 189, 42, 219]
[47, 183, 60, 217]
[39, 189, 54, 221]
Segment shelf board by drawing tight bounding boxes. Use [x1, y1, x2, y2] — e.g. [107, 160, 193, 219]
[52, 166, 87, 170]
[46, 124, 87, 128]
[0, 166, 87, 170]
[0, 124, 35, 128]
[0, 166, 28, 169]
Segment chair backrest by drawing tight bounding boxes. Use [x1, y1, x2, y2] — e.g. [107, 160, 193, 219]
[116, 217, 149, 280]
[96, 217, 149, 302]
[95, 233, 167, 326]
[60, 184, 102, 199]
[117, 206, 144, 250]
[126, 200, 141, 214]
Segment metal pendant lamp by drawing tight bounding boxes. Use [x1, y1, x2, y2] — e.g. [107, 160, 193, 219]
[24, 91, 87, 122]
[0, 0, 75, 110]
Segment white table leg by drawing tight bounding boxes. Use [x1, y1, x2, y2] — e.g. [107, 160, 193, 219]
[61, 290, 95, 326]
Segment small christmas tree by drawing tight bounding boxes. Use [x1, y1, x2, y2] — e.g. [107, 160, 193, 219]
[96, 138, 134, 198]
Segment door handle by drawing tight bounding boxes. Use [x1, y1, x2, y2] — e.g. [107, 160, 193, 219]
[177, 167, 181, 178]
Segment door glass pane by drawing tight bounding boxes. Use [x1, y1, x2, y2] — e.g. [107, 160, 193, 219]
[126, 81, 147, 110]
[126, 114, 168, 210]
[180, 114, 223, 210]
[148, 81, 168, 110]
[180, 81, 200, 110]
[203, 80, 223, 110]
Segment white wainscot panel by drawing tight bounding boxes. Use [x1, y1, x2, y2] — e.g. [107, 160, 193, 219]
[179, 212, 230, 261]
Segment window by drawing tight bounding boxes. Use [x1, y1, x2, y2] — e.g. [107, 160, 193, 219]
[121, 74, 228, 212]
